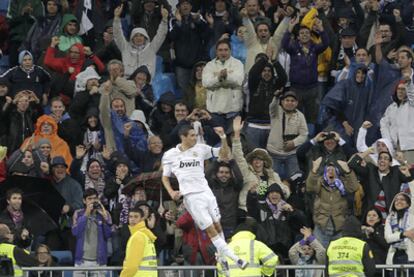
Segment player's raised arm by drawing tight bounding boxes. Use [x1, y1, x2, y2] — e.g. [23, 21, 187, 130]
[214, 127, 230, 161]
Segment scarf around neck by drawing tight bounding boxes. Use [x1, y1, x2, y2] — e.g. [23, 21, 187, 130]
[7, 205, 24, 226]
[389, 208, 409, 249]
[323, 166, 346, 196]
[266, 198, 287, 220]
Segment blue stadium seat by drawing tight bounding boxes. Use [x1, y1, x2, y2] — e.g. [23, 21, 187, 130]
[0, 0, 9, 16]
[0, 55, 9, 75]
[51, 250, 73, 265]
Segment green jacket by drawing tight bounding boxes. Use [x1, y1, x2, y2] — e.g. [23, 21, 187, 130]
[58, 14, 82, 52]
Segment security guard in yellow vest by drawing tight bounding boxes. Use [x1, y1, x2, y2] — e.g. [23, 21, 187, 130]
[120, 208, 158, 277]
[326, 216, 375, 277]
[0, 224, 38, 277]
[217, 218, 279, 277]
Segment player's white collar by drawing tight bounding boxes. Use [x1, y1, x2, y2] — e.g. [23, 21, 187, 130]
[176, 143, 197, 152]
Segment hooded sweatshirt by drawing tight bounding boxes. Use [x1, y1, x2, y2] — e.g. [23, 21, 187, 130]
[113, 16, 168, 78]
[58, 14, 82, 52]
[322, 64, 371, 143]
[385, 189, 414, 263]
[20, 114, 73, 168]
[356, 128, 400, 167]
[380, 82, 414, 151]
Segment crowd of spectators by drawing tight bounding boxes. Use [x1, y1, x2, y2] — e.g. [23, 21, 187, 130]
[0, 0, 414, 275]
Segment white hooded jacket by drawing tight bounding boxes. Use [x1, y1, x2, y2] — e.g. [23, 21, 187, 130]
[113, 17, 168, 78]
[380, 83, 414, 151]
[385, 185, 414, 264]
[356, 128, 400, 166]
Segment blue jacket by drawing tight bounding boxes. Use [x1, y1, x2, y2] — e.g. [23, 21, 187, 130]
[72, 209, 112, 265]
[282, 30, 329, 88]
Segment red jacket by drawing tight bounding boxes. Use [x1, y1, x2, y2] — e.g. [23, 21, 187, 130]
[176, 212, 215, 265]
[0, 160, 6, 183]
[43, 44, 105, 80]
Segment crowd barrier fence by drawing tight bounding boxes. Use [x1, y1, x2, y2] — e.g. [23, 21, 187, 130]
[21, 264, 414, 277]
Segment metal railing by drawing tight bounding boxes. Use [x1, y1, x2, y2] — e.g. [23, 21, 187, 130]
[21, 264, 414, 277]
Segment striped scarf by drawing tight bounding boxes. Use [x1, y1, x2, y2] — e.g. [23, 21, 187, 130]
[388, 209, 409, 250]
[323, 166, 346, 196]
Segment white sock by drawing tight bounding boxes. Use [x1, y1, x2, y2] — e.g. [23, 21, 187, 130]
[211, 235, 240, 263]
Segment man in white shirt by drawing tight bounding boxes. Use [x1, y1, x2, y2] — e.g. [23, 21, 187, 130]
[162, 125, 248, 273]
[202, 39, 244, 131]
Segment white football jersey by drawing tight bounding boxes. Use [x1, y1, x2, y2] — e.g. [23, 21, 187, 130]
[162, 143, 220, 195]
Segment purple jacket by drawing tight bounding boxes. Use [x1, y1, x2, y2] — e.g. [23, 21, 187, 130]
[72, 209, 112, 265]
[282, 30, 329, 88]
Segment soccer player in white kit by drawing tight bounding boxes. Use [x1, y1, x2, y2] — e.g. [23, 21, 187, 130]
[161, 125, 248, 271]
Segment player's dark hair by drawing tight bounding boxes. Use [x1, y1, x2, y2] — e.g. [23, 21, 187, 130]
[178, 125, 194, 137]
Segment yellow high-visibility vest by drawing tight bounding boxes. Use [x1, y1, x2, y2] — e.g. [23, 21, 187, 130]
[134, 231, 157, 277]
[0, 243, 23, 277]
[327, 237, 366, 277]
[218, 231, 278, 277]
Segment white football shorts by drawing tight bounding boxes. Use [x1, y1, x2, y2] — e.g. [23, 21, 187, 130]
[183, 190, 221, 230]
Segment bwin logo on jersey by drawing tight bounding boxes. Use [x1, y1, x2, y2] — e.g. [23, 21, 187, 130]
[179, 160, 201, 168]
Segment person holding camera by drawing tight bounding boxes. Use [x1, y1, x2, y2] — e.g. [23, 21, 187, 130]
[296, 130, 355, 175]
[72, 188, 112, 277]
[267, 90, 308, 179]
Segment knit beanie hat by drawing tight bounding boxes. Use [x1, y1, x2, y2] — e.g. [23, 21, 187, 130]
[36, 138, 51, 149]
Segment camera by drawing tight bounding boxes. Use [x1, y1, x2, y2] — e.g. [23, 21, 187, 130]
[324, 132, 335, 140]
[93, 202, 102, 210]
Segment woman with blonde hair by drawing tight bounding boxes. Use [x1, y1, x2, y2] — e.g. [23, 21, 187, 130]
[31, 244, 61, 277]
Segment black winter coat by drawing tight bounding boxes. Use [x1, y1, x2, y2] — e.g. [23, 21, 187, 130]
[206, 160, 244, 236]
[349, 155, 414, 213]
[1, 65, 51, 99]
[0, 209, 32, 248]
[247, 192, 306, 259]
[362, 223, 388, 265]
[4, 106, 37, 154]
